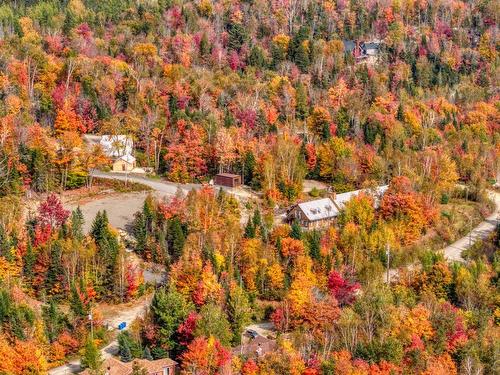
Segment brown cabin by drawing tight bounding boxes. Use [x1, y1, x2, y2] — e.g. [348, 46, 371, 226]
[214, 173, 242, 188]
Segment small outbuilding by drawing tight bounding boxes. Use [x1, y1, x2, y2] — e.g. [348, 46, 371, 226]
[214, 173, 242, 188]
[112, 154, 136, 172]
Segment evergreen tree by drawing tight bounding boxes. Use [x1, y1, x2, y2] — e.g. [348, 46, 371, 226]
[45, 241, 64, 296]
[289, 26, 309, 61]
[90, 211, 109, 243]
[242, 151, 256, 186]
[295, 82, 309, 120]
[252, 208, 262, 227]
[167, 217, 186, 261]
[295, 42, 310, 72]
[227, 21, 247, 51]
[69, 282, 86, 318]
[396, 103, 405, 122]
[81, 335, 103, 371]
[120, 340, 133, 362]
[290, 220, 302, 240]
[143, 346, 153, 360]
[143, 196, 156, 233]
[71, 207, 85, 242]
[62, 9, 77, 35]
[308, 230, 321, 261]
[42, 300, 66, 343]
[244, 218, 255, 238]
[30, 148, 49, 192]
[247, 45, 266, 68]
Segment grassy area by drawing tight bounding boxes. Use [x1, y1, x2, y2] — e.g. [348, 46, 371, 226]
[94, 178, 152, 193]
[62, 178, 152, 205]
[391, 198, 491, 267]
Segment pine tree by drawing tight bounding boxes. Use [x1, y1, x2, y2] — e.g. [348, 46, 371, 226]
[295, 42, 310, 72]
[71, 207, 84, 242]
[150, 287, 191, 353]
[242, 151, 256, 186]
[252, 209, 262, 227]
[227, 22, 247, 51]
[296, 82, 309, 120]
[244, 218, 255, 238]
[168, 217, 186, 261]
[42, 300, 65, 343]
[247, 45, 266, 68]
[308, 230, 321, 261]
[290, 220, 302, 240]
[81, 335, 103, 371]
[45, 241, 64, 296]
[69, 282, 86, 318]
[143, 346, 153, 360]
[120, 340, 133, 362]
[90, 211, 109, 243]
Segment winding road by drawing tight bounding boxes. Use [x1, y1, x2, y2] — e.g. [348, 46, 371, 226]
[387, 189, 500, 281]
[50, 177, 500, 374]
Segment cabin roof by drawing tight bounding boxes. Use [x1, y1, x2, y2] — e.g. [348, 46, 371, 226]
[216, 173, 240, 178]
[297, 197, 339, 221]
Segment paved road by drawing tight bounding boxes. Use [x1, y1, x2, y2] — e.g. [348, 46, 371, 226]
[388, 190, 500, 281]
[442, 190, 500, 261]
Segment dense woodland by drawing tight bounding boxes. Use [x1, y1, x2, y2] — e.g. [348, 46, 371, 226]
[0, 0, 498, 374]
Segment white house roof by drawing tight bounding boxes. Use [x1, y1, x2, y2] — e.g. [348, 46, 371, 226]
[294, 185, 389, 223]
[118, 154, 136, 164]
[334, 185, 388, 210]
[297, 197, 339, 221]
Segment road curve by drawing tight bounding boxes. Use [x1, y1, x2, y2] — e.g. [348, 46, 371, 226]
[388, 190, 500, 281]
[53, 174, 499, 372]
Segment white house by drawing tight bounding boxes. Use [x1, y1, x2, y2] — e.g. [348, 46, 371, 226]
[287, 185, 388, 228]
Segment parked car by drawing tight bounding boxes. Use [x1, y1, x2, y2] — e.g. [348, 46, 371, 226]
[246, 329, 259, 339]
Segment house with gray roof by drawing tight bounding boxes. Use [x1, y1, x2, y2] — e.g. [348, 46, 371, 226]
[286, 185, 388, 229]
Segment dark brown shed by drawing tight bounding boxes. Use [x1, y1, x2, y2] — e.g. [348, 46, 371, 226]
[214, 173, 242, 187]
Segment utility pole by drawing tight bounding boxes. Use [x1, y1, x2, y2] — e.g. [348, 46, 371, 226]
[386, 243, 390, 284]
[89, 306, 94, 340]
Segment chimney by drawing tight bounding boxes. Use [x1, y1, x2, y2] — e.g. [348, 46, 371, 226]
[331, 191, 337, 201]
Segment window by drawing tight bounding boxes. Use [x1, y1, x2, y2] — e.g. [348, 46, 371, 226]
[163, 367, 170, 375]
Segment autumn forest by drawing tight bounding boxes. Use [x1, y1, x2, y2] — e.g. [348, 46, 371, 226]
[0, 0, 498, 374]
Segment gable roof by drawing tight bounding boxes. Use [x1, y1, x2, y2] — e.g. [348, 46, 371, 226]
[79, 357, 177, 375]
[334, 185, 388, 210]
[117, 154, 136, 164]
[80, 358, 131, 375]
[132, 358, 177, 373]
[297, 197, 338, 221]
[291, 185, 389, 223]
